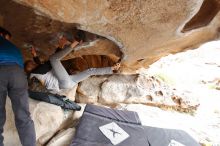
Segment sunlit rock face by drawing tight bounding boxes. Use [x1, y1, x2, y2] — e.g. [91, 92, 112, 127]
[76, 74, 200, 112]
[0, 0, 220, 72]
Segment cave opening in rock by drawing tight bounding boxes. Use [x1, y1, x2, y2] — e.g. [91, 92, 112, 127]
[59, 28, 123, 74]
[62, 55, 118, 75]
[21, 26, 123, 76]
[0, 0, 123, 73]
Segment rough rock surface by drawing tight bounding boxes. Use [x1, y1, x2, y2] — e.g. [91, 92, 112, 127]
[46, 128, 75, 146]
[76, 74, 199, 112]
[76, 76, 108, 103]
[64, 39, 121, 62]
[3, 98, 74, 146]
[0, 0, 220, 72]
[59, 85, 78, 101]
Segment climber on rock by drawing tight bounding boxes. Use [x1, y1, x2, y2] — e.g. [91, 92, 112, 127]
[0, 27, 36, 146]
[24, 33, 121, 93]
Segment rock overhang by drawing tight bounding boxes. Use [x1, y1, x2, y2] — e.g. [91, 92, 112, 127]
[1, 0, 220, 72]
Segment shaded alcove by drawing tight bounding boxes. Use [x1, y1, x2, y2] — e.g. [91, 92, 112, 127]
[0, 0, 123, 71]
[62, 55, 117, 75]
[182, 0, 220, 32]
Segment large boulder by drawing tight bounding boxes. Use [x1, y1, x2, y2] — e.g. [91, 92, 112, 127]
[76, 74, 200, 112]
[99, 74, 199, 111]
[76, 76, 108, 103]
[59, 85, 78, 101]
